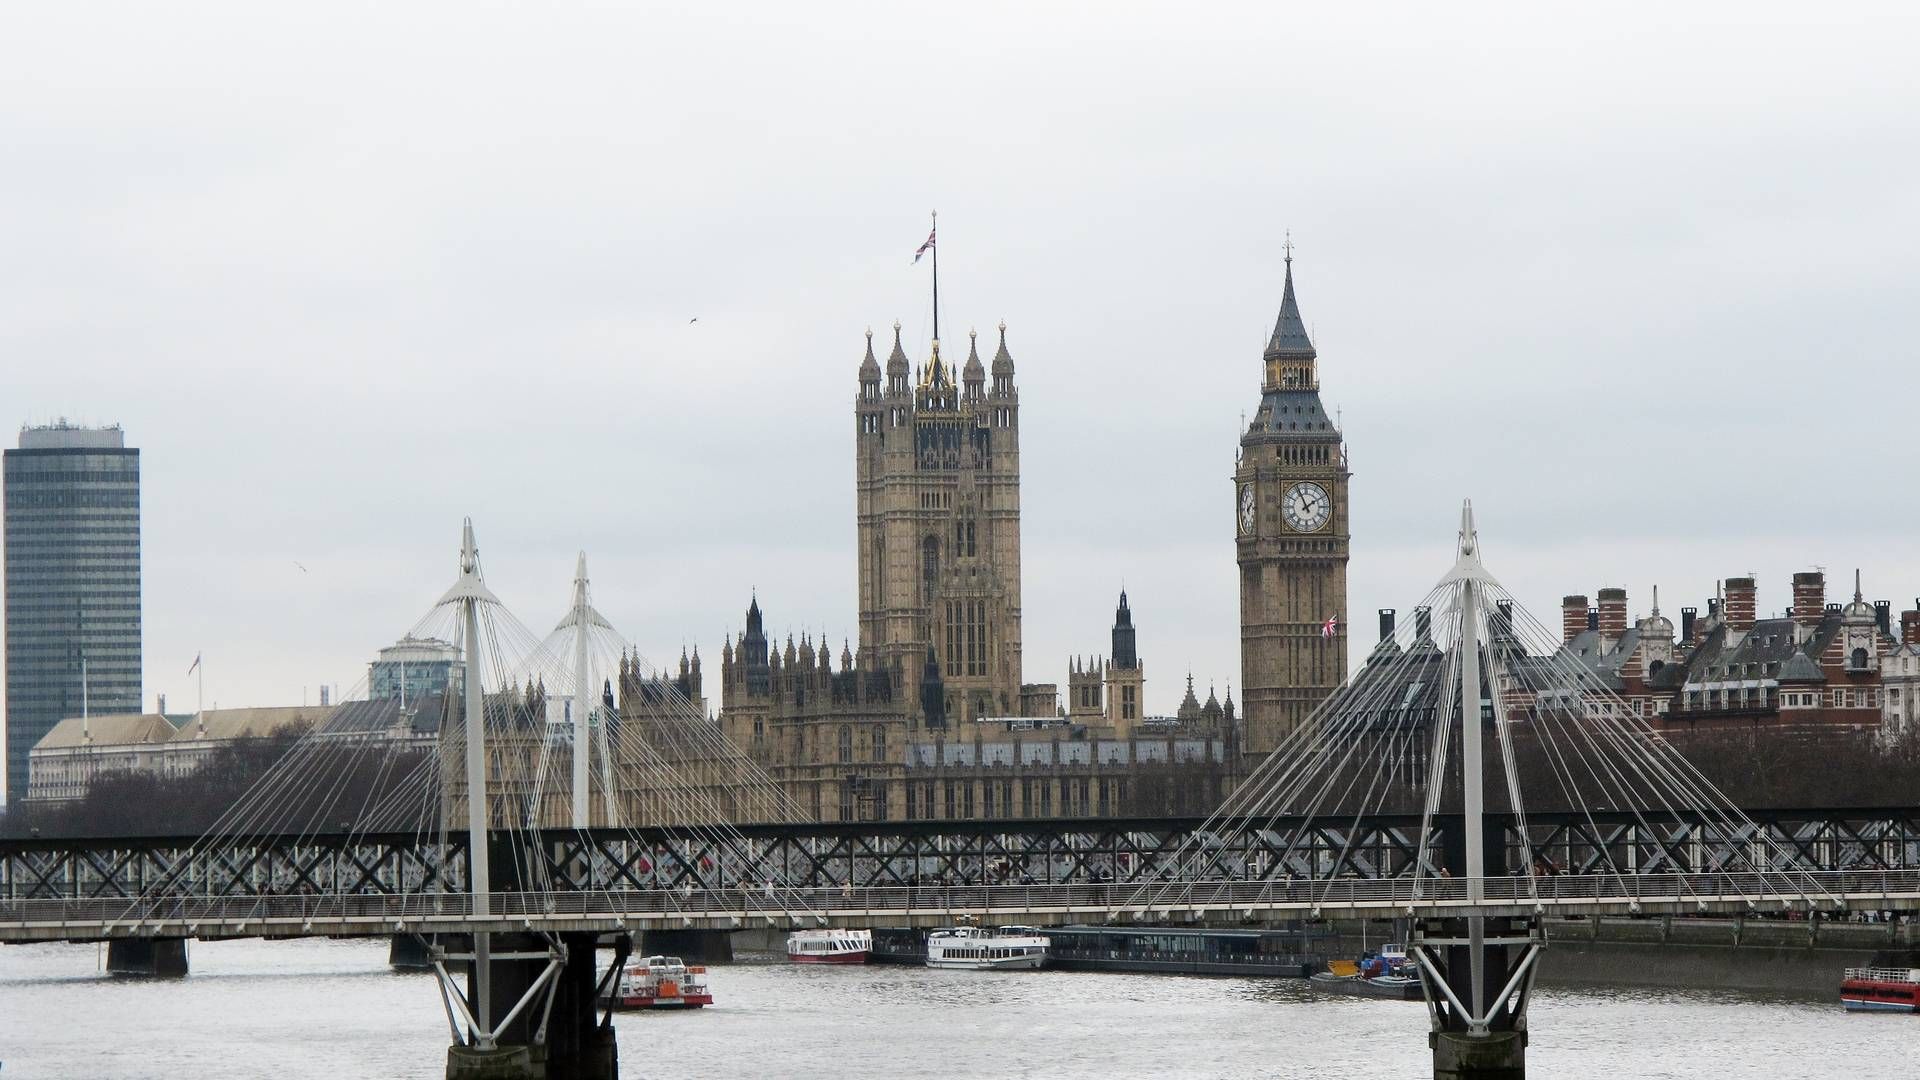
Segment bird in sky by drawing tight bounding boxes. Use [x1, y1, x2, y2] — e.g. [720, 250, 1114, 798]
[689, 317, 699, 324]
[294, 561, 309, 573]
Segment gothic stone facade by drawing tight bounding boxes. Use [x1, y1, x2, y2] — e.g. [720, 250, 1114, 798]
[855, 323, 1025, 724]
[1236, 258, 1351, 755]
[718, 594, 1239, 823]
[709, 312, 1253, 822]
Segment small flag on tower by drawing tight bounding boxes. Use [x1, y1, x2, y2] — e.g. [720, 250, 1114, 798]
[1322, 615, 1338, 639]
[187, 652, 201, 675]
[914, 226, 936, 264]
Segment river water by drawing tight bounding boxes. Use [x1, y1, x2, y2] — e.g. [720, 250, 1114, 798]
[0, 938, 1893, 1078]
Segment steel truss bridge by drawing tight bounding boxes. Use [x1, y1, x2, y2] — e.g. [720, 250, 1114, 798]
[7, 807, 1920, 943]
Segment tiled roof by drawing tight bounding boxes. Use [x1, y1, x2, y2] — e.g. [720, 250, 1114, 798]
[33, 713, 174, 751]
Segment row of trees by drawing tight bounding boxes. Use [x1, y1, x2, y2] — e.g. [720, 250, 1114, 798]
[0, 723, 437, 839]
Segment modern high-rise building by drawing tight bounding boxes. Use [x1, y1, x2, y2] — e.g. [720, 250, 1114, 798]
[368, 634, 463, 702]
[3, 422, 142, 801]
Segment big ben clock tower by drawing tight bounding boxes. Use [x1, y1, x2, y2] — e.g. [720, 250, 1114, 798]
[1235, 249, 1349, 757]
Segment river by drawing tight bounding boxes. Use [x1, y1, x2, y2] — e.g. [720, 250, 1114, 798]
[0, 938, 1893, 1078]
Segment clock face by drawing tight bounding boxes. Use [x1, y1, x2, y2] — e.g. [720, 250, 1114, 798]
[1281, 481, 1331, 533]
[1238, 483, 1256, 535]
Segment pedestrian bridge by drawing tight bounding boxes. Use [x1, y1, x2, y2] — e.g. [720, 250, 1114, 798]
[5, 868, 1919, 944]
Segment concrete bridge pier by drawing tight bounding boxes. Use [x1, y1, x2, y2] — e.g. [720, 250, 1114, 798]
[390, 933, 435, 970]
[106, 937, 189, 977]
[1414, 914, 1539, 1080]
[444, 931, 624, 1080]
[542, 931, 624, 1080]
[641, 928, 733, 963]
[1431, 1031, 1526, 1080]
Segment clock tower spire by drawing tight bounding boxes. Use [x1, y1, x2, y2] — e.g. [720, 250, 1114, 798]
[1234, 249, 1350, 756]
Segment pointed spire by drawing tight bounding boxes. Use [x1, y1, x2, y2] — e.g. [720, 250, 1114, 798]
[1844, 568, 1875, 621]
[1177, 671, 1201, 720]
[859, 326, 880, 381]
[963, 327, 984, 384]
[920, 338, 952, 392]
[886, 320, 909, 376]
[1265, 245, 1316, 359]
[991, 320, 1014, 376]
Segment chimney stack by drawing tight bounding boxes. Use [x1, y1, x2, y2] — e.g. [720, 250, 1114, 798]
[1378, 608, 1396, 643]
[1415, 606, 1433, 642]
[1562, 595, 1589, 644]
[1680, 606, 1698, 644]
[1597, 587, 1628, 639]
[1874, 600, 1892, 637]
[1587, 607, 1599, 632]
[1903, 608, 1920, 645]
[1725, 577, 1757, 633]
[1791, 572, 1825, 630]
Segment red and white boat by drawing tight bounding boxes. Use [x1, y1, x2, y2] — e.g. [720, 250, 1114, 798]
[604, 955, 713, 1010]
[1841, 965, 1920, 1013]
[787, 928, 872, 964]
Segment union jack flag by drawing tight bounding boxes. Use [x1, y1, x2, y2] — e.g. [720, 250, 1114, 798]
[1322, 615, 1338, 639]
[914, 227, 936, 263]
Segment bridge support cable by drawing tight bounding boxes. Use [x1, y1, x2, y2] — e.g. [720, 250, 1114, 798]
[1120, 501, 1861, 1078]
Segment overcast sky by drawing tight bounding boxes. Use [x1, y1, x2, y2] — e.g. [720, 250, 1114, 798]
[3, 3, 1917, 734]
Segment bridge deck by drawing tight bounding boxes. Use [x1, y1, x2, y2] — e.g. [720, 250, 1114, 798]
[4, 870, 1917, 943]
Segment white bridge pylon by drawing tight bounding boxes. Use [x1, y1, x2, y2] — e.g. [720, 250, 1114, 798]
[1134, 501, 1836, 1054]
[421, 522, 821, 1059]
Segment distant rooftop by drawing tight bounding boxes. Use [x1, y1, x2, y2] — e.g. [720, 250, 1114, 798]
[18, 420, 126, 451]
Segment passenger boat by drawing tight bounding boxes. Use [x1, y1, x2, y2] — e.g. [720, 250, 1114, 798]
[602, 955, 713, 1010]
[869, 926, 929, 965]
[1841, 965, 1920, 1013]
[1039, 925, 1324, 977]
[925, 924, 1048, 970]
[786, 928, 872, 964]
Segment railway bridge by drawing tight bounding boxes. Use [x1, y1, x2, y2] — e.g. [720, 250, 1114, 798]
[3, 510, 1898, 1079]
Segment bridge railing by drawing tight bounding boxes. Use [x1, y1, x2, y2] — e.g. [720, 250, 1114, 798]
[2, 869, 1917, 934]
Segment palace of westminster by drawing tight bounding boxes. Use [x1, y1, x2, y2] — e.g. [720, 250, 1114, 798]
[35, 252, 1920, 821]
[654, 256, 1354, 823]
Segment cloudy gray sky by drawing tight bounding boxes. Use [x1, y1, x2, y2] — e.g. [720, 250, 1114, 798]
[3, 3, 1917, 733]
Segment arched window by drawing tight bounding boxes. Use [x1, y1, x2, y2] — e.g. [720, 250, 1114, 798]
[1851, 647, 1870, 671]
[922, 536, 940, 601]
[838, 725, 853, 764]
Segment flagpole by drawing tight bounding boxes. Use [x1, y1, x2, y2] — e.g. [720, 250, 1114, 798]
[930, 210, 939, 344]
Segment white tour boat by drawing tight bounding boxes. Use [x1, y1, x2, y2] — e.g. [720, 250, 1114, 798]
[787, 928, 872, 965]
[925, 924, 1049, 971]
[602, 955, 713, 1010]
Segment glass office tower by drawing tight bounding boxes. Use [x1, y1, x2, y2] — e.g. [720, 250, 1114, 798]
[3, 423, 142, 802]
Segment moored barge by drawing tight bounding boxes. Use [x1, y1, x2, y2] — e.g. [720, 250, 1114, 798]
[1041, 926, 1326, 977]
[873, 925, 1326, 976]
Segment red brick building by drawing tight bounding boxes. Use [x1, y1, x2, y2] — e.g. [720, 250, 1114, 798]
[1550, 571, 1905, 739]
